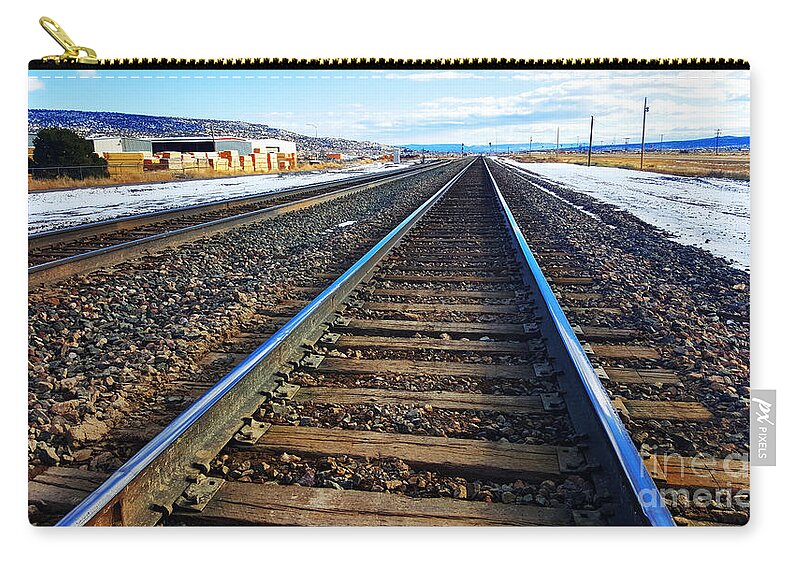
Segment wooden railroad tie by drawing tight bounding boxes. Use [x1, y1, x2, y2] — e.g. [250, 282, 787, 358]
[316, 357, 536, 380]
[341, 318, 529, 338]
[643, 455, 749, 492]
[597, 366, 679, 385]
[334, 335, 529, 354]
[247, 426, 567, 481]
[293, 386, 547, 414]
[170, 483, 575, 526]
[612, 398, 713, 421]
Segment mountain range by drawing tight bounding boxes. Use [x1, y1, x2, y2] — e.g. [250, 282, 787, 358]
[404, 136, 750, 154]
[28, 109, 396, 157]
[28, 110, 750, 156]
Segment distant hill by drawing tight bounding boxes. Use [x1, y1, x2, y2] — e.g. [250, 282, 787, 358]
[28, 109, 396, 157]
[405, 136, 750, 154]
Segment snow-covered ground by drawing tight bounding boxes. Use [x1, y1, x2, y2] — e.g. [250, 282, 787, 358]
[499, 158, 750, 271]
[28, 161, 417, 234]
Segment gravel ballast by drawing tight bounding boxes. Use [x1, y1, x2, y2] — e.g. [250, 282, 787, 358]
[27, 162, 466, 476]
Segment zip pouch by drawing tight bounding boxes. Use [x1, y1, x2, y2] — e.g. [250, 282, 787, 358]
[28, 17, 751, 527]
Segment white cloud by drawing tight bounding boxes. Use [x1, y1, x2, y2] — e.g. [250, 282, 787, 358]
[374, 70, 750, 144]
[28, 76, 45, 92]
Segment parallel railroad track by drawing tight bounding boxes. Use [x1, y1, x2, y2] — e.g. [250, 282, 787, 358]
[44, 158, 673, 526]
[28, 161, 443, 288]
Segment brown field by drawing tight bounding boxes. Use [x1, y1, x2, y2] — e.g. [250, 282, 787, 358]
[28, 159, 379, 192]
[511, 151, 749, 180]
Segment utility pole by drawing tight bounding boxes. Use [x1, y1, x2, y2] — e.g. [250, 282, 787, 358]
[306, 123, 318, 159]
[489, 142, 492, 155]
[461, 143, 464, 156]
[624, 137, 630, 151]
[640, 97, 649, 170]
[529, 136, 532, 153]
[660, 133, 664, 151]
[587, 115, 594, 167]
[556, 127, 560, 153]
[715, 129, 721, 155]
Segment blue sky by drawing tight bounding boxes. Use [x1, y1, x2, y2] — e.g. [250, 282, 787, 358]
[28, 69, 749, 146]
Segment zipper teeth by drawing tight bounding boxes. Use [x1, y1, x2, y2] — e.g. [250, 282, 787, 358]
[30, 57, 750, 69]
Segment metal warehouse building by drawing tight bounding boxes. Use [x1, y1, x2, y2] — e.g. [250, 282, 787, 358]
[151, 137, 254, 155]
[90, 137, 153, 155]
[249, 138, 297, 156]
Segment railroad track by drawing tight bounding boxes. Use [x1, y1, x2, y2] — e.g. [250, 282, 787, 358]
[28, 161, 443, 288]
[483, 158, 749, 525]
[43, 158, 673, 526]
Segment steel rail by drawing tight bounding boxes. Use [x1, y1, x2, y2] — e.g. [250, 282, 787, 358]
[29, 162, 439, 249]
[484, 158, 674, 527]
[56, 158, 475, 526]
[29, 162, 447, 288]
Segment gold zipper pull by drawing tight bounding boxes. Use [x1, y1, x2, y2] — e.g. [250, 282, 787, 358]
[39, 16, 98, 64]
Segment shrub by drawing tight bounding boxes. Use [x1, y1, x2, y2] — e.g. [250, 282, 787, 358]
[30, 128, 108, 180]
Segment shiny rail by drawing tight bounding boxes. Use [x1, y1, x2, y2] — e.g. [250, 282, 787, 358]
[56, 159, 475, 526]
[486, 159, 674, 526]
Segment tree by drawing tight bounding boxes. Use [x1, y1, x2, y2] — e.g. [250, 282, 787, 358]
[30, 128, 108, 180]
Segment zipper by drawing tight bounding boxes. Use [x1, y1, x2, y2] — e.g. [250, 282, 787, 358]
[38, 17, 99, 65]
[32, 16, 749, 70]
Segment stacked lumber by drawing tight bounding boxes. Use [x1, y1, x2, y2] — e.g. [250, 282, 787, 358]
[219, 150, 240, 169]
[103, 152, 145, 175]
[250, 153, 270, 172]
[239, 155, 254, 172]
[143, 157, 164, 171]
[277, 152, 296, 170]
[210, 158, 229, 171]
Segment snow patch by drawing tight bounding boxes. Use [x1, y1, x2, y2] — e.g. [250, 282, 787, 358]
[28, 161, 417, 234]
[502, 158, 750, 271]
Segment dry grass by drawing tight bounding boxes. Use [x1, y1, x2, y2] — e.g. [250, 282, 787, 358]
[28, 159, 381, 192]
[512, 152, 750, 180]
[295, 160, 360, 172]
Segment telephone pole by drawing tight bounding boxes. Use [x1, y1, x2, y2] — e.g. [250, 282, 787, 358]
[715, 129, 721, 155]
[587, 115, 594, 167]
[624, 137, 630, 151]
[529, 137, 532, 153]
[556, 127, 560, 153]
[660, 133, 664, 151]
[640, 97, 649, 169]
